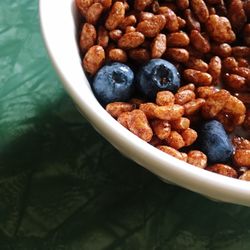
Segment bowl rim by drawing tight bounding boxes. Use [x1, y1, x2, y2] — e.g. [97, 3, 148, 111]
[39, 0, 250, 207]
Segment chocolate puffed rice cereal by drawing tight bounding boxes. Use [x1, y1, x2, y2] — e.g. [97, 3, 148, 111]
[76, 0, 250, 180]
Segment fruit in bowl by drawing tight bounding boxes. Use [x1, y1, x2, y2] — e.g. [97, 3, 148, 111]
[92, 62, 135, 105]
[40, 0, 250, 206]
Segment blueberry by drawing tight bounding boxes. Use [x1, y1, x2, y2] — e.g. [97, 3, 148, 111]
[136, 59, 180, 100]
[198, 120, 233, 163]
[92, 62, 134, 106]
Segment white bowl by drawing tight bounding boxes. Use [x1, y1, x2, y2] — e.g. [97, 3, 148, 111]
[39, 0, 250, 206]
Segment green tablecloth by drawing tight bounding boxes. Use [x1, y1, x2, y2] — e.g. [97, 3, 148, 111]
[1, 1, 250, 249]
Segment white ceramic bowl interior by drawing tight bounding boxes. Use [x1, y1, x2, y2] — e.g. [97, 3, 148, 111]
[39, 0, 250, 206]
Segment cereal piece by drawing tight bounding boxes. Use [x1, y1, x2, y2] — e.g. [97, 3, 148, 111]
[165, 131, 185, 149]
[223, 73, 246, 90]
[157, 145, 187, 161]
[222, 57, 238, 71]
[211, 43, 232, 58]
[106, 102, 134, 118]
[139, 102, 158, 119]
[175, 90, 196, 105]
[119, 15, 137, 30]
[125, 26, 136, 33]
[153, 14, 168, 30]
[151, 34, 167, 59]
[231, 67, 250, 80]
[137, 15, 166, 37]
[228, 0, 247, 32]
[184, 8, 200, 31]
[109, 29, 123, 41]
[190, 0, 209, 23]
[196, 86, 217, 99]
[232, 46, 250, 58]
[237, 58, 249, 68]
[109, 48, 127, 62]
[139, 11, 154, 21]
[97, 26, 109, 48]
[239, 171, 250, 181]
[158, 7, 179, 32]
[167, 32, 190, 47]
[134, 0, 153, 11]
[83, 45, 105, 75]
[76, 0, 94, 17]
[86, 2, 104, 25]
[183, 69, 212, 86]
[178, 83, 195, 92]
[154, 104, 184, 121]
[201, 90, 230, 119]
[117, 111, 130, 128]
[205, 15, 236, 43]
[165, 48, 189, 63]
[127, 110, 153, 142]
[176, 0, 189, 10]
[181, 128, 197, 146]
[208, 56, 221, 85]
[128, 48, 150, 62]
[223, 95, 246, 119]
[123, 0, 129, 11]
[171, 117, 190, 131]
[151, 120, 171, 140]
[232, 137, 250, 150]
[118, 32, 145, 49]
[185, 57, 208, 72]
[184, 98, 205, 115]
[233, 150, 250, 168]
[80, 23, 97, 52]
[105, 2, 125, 30]
[190, 30, 210, 53]
[156, 91, 175, 106]
[187, 150, 207, 168]
[206, 164, 237, 178]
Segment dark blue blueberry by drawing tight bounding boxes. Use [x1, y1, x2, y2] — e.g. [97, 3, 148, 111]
[136, 59, 180, 100]
[92, 62, 134, 106]
[198, 120, 233, 163]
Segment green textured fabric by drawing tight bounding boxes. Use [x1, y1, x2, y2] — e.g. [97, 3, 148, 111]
[1, 1, 250, 249]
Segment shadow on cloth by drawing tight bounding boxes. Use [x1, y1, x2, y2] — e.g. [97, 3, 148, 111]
[0, 95, 250, 250]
